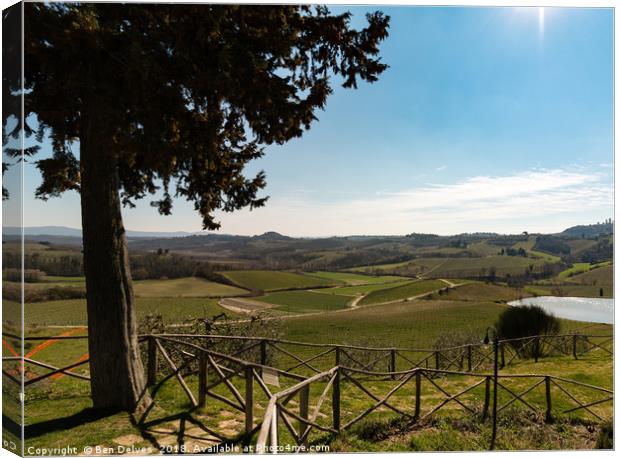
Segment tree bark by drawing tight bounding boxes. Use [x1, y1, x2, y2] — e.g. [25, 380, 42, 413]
[79, 104, 150, 413]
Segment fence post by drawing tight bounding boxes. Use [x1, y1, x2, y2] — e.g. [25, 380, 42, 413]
[334, 346, 341, 367]
[482, 376, 490, 420]
[198, 353, 208, 408]
[545, 376, 553, 423]
[147, 336, 158, 386]
[572, 334, 578, 360]
[500, 343, 505, 369]
[299, 385, 309, 447]
[467, 345, 472, 372]
[534, 336, 539, 363]
[435, 351, 440, 370]
[414, 370, 421, 420]
[390, 349, 396, 380]
[245, 366, 254, 435]
[332, 367, 341, 432]
[260, 340, 267, 366]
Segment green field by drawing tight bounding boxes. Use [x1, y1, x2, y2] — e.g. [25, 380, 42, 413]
[218, 269, 338, 291]
[133, 277, 247, 297]
[257, 290, 352, 313]
[281, 299, 508, 347]
[413, 256, 548, 278]
[569, 265, 613, 286]
[426, 282, 521, 302]
[525, 284, 613, 299]
[306, 271, 406, 285]
[557, 263, 591, 280]
[359, 279, 446, 306]
[347, 259, 419, 273]
[12, 297, 238, 327]
[328, 279, 416, 296]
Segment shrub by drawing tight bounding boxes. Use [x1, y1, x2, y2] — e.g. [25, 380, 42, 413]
[496, 305, 560, 341]
[3, 268, 47, 283]
[496, 305, 560, 358]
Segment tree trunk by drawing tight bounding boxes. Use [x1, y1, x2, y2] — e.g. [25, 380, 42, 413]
[79, 105, 150, 413]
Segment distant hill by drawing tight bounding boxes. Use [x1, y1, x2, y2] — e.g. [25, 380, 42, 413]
[559, 222, 613, 239]
[252, 231, 291, 241]
[3, 226, 196, 238]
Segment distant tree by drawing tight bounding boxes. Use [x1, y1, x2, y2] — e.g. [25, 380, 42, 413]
[488, 266, 497, 283]
[156, 248, 163, 256]
[12, 3, 390, 411]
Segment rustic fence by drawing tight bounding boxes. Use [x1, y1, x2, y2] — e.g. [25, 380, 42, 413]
[2, 332, 613, 452]
[129, 334, 613, 452]
[1, 331, 612, 389]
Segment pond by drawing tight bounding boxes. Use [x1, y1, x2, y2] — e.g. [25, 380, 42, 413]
[507, 296, 613, 325]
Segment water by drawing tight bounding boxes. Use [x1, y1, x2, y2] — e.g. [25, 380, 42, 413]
[507, 296, 614, 325]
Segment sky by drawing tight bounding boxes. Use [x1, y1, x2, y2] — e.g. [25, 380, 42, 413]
[3, 6, 614, 237]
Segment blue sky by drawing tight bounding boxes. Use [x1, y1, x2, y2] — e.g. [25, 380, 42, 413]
[3, 6, 614, 236]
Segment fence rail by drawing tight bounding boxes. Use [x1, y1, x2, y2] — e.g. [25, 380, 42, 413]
[2, 331, 613, 452]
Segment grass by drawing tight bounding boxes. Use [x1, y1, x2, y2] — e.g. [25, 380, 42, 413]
[346, 260, 418, 273]
[257, 290, 352, 313]
[525, 284, 613, 299]
[133, 277, 247, 298]
[557, 263, 591, 280]
[569, 265, 613, 287]
[280, 299, 508, 348]
[425, 282, 521, 302]
[416, 256, 549, 278]
[9, 281, 612, 454]
[218, 270, 338, 291]
[358, 280, 445, 306]
[305, 271, 406, 285]
[327, 280, 416, 297]
[15, 297, 238, 327]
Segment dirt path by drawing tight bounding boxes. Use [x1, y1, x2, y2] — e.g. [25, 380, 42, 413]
[216, 280, 469, 324]
[218, 297, 275, 314]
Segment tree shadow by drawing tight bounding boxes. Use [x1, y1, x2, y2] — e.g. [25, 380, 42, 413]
[25, 407, 121, 439]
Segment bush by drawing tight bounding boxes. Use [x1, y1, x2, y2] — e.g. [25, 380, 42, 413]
[496, 305, 560, 358]
[3, 268, 47, 283]
[496, 305, 560, 340]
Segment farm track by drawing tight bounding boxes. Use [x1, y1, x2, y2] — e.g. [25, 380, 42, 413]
[216, 280, 469, 323]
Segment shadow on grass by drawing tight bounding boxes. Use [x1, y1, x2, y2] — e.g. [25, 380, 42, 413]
[24, 407, 121, 439]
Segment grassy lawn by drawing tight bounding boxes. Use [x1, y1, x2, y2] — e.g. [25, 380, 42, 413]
[20, 297, 237, 327]
[133, 277, 247, 298]
[16, 332, 612, 454]
[218, 270, 338, 291]
[257, 290, 352, 313]
[358, 280, 445, 306]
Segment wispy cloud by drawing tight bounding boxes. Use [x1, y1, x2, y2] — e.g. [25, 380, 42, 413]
[214, 168, 612, 236]
[435, 165, 447, 172]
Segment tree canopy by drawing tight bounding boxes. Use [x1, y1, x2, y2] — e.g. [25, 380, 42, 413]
[12, 4, 390, 229]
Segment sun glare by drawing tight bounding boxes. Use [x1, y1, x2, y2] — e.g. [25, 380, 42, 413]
[538, 7, 545, 35]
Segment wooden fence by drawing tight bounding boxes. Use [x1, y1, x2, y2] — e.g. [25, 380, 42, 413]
[140, 335, 612, 452]
[2, 332, 613, 452]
